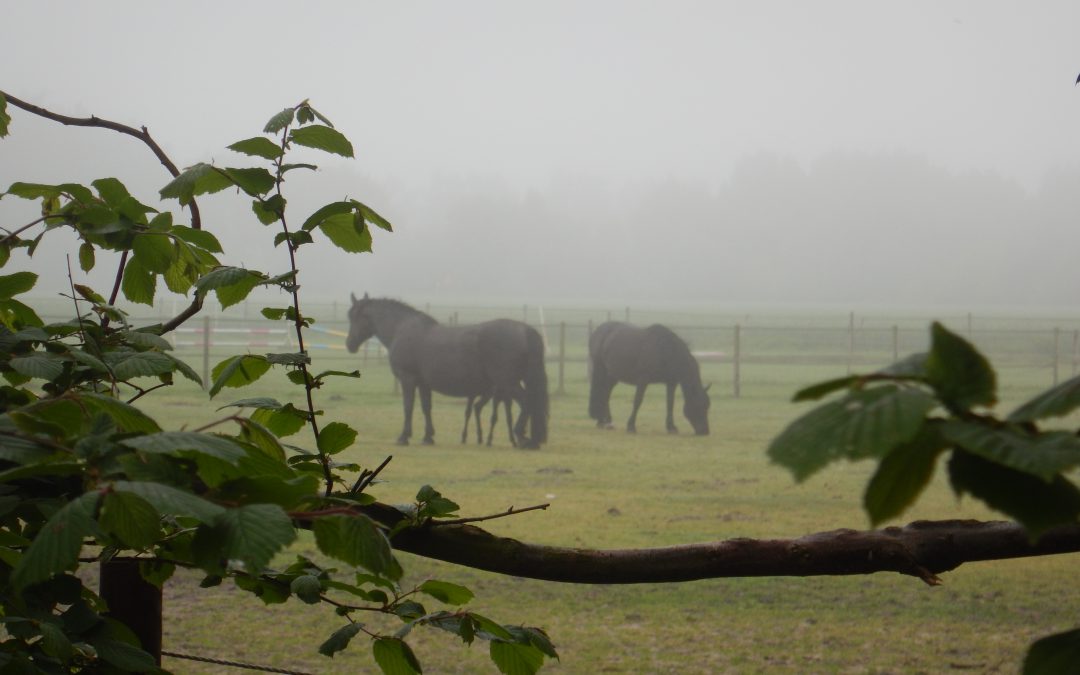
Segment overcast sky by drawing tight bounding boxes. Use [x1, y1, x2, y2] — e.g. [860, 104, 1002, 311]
[4, 2, 1080, 310]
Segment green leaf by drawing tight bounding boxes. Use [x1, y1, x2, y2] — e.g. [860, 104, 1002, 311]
[0, 272, 37, 299]
[0, 93, 9, 138]
[120, 431, 246, 464]
[203, 504, 296, 573]
[948, 450, 1080, 536]
[122, 329, 173, 351]
[490, 641, 544, 675]
[38, 620, 74, 661]
[217, 397, 283, 411]
[864, 425, 948, 525]
[318, 213, 372, 253]
[767, 385, 937, 481]
[99, 491, 161, 549]
[289, 125, 354, 158]
[111, 480, 225, 522]
[301, 201, 354, 231]
[264, 108, 296, 134]
[131, 232, 174, 273]
[318, 422, 357, 455]
[91, 637, 159, 673]
[121, 255, 156, 306]
[194, 266, 266, 309]
[419, 580, 474, 606]
[11, 492, 100, 590]
[221, 167, 276, 197]
[925, 322, 996, 410]
[373, 638, 422, 675]
[319, 622, 363, 657]
[109, 351, 175, 380]
[209, 354, 271, 398]
[9, 352, 65, 380]
[792, 375, 858, 402]
[1023, 628, 1080, 675]
[290, 574, 323, 604]
[941, 421, 1080, 482]
[313, 514, 398, 579]
[251, 405, 308, 437]
[158, 162, 234, 205]
[80, 392, 163, 434]
[252, 194, 286, 225]
[171, 225, 223, 253]
[358, 202, 394, 232]
[1009, 374, 1080, 423]
[227, 136, 284, 160]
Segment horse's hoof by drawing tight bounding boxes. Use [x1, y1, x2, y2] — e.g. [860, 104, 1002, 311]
[396, 438, 410, 446]
[667, 428, 679, 435]
[422, 438, 435, 446]
[518, 440, 540, 450]
[626, 427, 636, 434]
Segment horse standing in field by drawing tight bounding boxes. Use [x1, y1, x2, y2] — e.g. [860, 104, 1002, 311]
[462, 388, 519, 447]
[346, 294, 549, 448]
[588, 321, 711, 435]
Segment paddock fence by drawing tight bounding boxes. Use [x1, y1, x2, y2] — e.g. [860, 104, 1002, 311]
[107, 299, 1080, 399]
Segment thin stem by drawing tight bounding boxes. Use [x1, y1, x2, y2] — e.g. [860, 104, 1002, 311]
[433, 503, 550, 527]
[0, 215, 48, 245]
[352, 455, 393, 494]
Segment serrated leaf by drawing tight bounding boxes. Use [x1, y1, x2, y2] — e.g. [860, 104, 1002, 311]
[81, 392, 162, 434]
[1023, 628, 1080, 675]
[266, 352, 310, 366]
[120, 255, 155, 306]
[11, 491, 100, 590]
[120, 431, 246, 464]
[171, 225, 223, 253]
[78, 243, 95, 272]
[38, 620, 74, 661]
[264, 108, 296, 134]
[373, 638, 422, 675]
[251, 405, 308, 437]
[222, 167, 276, 197]
[358, 202, 393, 232]
[941, 421, 1080, 482]
[948, 450, 1080, 537]
[0, 272, 37, 299]
[1009, 374, 1080, 423]
[217, 397, 283, 411]
[9, 352, 65, 380]
[419, 580, 474, 606]
[204, 503, 296, 573]
[99, 491, 161, 549]
[926, 322, 996, 410]
[164, 352, 202, 385]
[291, 574, 323, 604]
[792, 376, 859, 403]
[318, 422, 357, 455]
[0, 93, 9, 138]
[319, 622, 363, 657]
[864, 425, 948, 525]
[227, 136, 284, 160]
[313, 514, 398, 579]
[768, 385, 937, 481]
[490, 641, 544, 675]
[92, 637, 158, 672]
[194, 266, 266, 310]
[209, 354, 271, 398]
[319, 213, 372, 253]
[109, 351, 175, 379]
[131, 232, 174, 273]
[111, 480, 225, 522]
[290, 125, 354, 158]
[159, 163, 233, 205]
[122, 329, 173, 351]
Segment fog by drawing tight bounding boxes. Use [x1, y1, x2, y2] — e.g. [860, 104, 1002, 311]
[3, 1, 1080, 311]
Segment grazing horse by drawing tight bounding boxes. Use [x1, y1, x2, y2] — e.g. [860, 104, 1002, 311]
[346, 294, 549, 448]
[588, 321, 710, 435]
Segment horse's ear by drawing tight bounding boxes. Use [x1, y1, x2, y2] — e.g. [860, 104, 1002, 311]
[363, 292, 369, 299]
[350, 292, 357, 304]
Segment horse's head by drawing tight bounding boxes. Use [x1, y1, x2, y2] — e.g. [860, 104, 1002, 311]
[346, 292, 375, 353]
[683, 383, 711, 436]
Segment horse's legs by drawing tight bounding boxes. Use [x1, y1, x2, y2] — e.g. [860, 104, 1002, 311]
[461, 395, 474, 444]
[596, 377, 617, 429]
[501, 398, 514, 447]
[398, 379, 416, 445]
[486, 395, 500, 447]
[473, 394, 489, 444]
[665, 382, 679, 434]
[627, 383, 648, 433]
[419, 386, 435, 445]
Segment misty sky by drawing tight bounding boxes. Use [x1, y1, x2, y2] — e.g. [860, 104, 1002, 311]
[3, 2, 1080, 311]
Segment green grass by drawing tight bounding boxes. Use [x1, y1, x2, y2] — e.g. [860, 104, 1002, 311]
[128, 345, 1080, 674]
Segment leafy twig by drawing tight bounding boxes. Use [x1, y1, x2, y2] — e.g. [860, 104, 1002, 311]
[352, 455, 393, 494]
[433, 503, 550, 527]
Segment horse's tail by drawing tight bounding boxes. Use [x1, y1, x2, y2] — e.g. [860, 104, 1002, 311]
[587, 322, 613, 422]
[523, 326, 549, 444]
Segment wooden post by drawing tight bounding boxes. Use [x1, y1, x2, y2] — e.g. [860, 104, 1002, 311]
[586, 319, 594, 381]
[1053, 327, 1060, 386]
[847, 312, 855, 375]
[101, 559, 161, 665]
[733, 324, 741, 399]
[557, 322, 566, 395]
[201, 315, 210, 390]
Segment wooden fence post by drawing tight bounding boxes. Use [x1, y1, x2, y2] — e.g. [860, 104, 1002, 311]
[101, 558, 161, 665]
[557, 322, 566, 395]
[733, 324, 741, 399]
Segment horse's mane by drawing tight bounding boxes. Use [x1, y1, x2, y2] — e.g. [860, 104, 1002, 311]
[367, 297, 438, 325]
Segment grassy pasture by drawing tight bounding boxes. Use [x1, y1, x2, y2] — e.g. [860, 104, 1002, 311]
[125, 330, 1080, 675]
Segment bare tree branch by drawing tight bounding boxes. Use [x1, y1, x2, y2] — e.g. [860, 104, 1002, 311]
[1, 90, 202, 230]
[352, 504, 1080, 586]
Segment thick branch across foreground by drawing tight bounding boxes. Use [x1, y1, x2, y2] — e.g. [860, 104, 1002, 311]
[357, 504, 1080, 586]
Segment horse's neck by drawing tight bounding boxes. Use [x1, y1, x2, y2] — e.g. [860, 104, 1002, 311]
[371, 303, 433, 346]
[677, 359, 704, 395]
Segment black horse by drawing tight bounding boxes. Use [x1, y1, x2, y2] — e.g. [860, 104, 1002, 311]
[588, 321, 710, 435]
[346, 294, 549, 448]
[462, 388, 518, 447]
